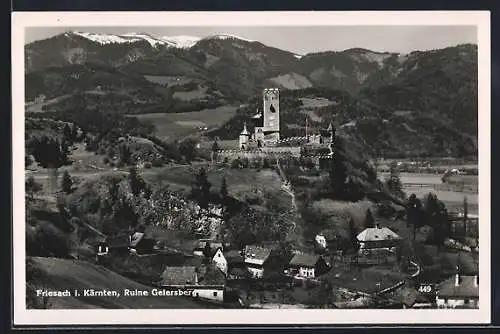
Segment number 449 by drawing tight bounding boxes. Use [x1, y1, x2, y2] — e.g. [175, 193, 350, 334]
[418, 284, 434, 294]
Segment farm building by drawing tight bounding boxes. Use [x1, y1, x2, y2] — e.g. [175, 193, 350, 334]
[244, 245, 272, 279]
[288, 253, 330, 279]
[160, 266, 199, 287]
[193, 239, 224, 257]
[436, 271, 479, 308]
[356, 225, 401, 255]
[212, 248, 228, 275]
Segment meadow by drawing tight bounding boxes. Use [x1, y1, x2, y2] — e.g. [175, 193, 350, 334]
[131, 106, 238, 141]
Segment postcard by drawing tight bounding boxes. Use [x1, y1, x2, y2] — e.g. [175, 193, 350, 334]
[12, 10, 491, 326]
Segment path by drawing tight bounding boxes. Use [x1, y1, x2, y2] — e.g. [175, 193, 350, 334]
[276, 158, 303, 247]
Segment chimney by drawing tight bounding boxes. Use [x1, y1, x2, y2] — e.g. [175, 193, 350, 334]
[375, 223, 381, 229]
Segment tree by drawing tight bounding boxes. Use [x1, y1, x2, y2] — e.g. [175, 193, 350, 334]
[114, 198, 138, 229]
[220, 176, 228, 201]
[128, 166, 145, 197]
[348, 218, 359, 250]
[31, 136, 71, 169]
[364, 209, 375, 229]
[63, 124, 73, 145]
[192, 167, 212, 209]
[71, 124, 79, 142]
[406, 193, 424, 240]
[119, 144, 132, 166]
[386, 162, 405, 198]
[61, 171, 73, 194]
[26, 176, 42, 199]
[211, 140, 219, 162]
[107, 177, 121, 202]
[179, 138, 198, 164]
[203, 242, 213, 259]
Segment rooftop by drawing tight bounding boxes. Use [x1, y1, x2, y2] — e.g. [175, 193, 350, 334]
[289, 253, 321, 267]
[437, 274, 479, 298]
[244, 245, 272, 264]
[357, 226, 400, 242]
[160, 266, 198, 286]
[224, 250, 245, 263]
[130, 232, 145, 248]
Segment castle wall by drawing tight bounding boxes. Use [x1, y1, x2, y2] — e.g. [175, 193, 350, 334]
[215, 146, 301, 163]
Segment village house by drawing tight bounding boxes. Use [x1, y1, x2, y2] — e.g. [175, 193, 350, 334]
[160, 266, 199, 287]
[244, 245, 272, 279]
[212, 248, 228, 275]
[225, 250, 247, 280]
[356, 224, 400, 255]
[288, 253, 330, 279]
[193, 239, 223, 257]
[315, 229, 342, 252]
[436, 271, 479, 308]
[192, 264, 226, 303]
[107, 233, 132, 255]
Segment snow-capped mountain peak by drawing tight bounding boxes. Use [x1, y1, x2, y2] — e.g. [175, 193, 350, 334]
[121, 32, 166, 47]
[204, 33, 256, 43]
[71, 31, 143, 45]
[66, 31, 259, 49]
[159, 35, 201, 49]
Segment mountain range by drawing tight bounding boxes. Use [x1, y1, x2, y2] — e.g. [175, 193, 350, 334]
[24, 31, 478, 157]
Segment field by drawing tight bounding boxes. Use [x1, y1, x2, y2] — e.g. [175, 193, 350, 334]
[378, 172, 478, 214]
[132, 106, 238, 141]
[173, 87, 208, 101]
[143, 163, 284, 201]
[143, 75, 195, 87]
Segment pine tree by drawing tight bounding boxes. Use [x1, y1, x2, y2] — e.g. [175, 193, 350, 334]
[348, 218, 358, 250]
[364, 209, 375, 229]
[220, 176, 228, 201]
[61, 170, 73, 194]
[128, 166, 145, 197]
[119, 144, 132, 166]
[71, 124, 79, 142]
[63, 124, 73, 145]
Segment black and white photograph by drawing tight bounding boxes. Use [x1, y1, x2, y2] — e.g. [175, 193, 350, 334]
[12, 11, 491, 325]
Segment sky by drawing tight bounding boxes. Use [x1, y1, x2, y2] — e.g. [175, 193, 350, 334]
[25, 26, 477, 55]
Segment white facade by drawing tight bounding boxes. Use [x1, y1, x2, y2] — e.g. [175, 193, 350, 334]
[247, 266, 264, 278]
[436, 297, 478, 309]
[212, 249, 228, 275]
[298, 266, 315, 278]
[315, 234, 327, 249]
[192, 288, 224, 302]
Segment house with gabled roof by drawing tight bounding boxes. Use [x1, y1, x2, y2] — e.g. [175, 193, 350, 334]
[288, 253, 329, 279]
[436, 271, 479, 309]
[160, 266, 199, 287]
[193, 239, 224, 257]
[356, 224, 400, 255]
[244, 245, 272, 279]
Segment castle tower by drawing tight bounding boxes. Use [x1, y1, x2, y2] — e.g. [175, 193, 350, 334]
[239, 122, 250, 150]
[263, 88, 280, 142]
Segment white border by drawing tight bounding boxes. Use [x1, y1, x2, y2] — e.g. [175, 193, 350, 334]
[12, 11, 491, 325]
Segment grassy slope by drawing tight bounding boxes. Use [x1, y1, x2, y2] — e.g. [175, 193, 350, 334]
[27, 257, 209, 309]
[132, 106, 237, 141]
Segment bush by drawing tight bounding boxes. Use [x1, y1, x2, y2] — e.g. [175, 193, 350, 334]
[144, 162, 152, 169]
[102, 157, 110, 164]
[151, 159, 163, 167]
